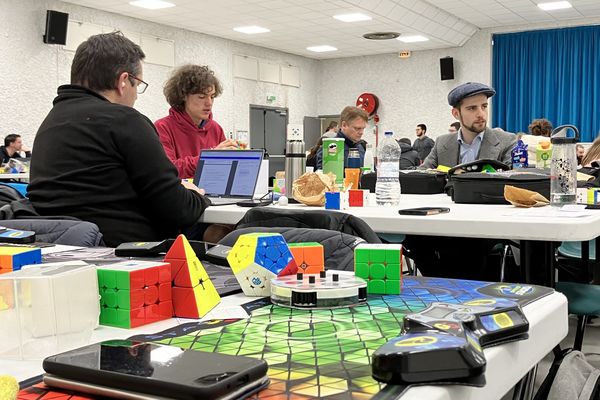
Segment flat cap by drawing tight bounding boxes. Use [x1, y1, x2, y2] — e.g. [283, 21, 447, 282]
[448, 82, 496, 107]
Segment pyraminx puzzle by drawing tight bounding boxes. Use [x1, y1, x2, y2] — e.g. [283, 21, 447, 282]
[354, 244, 403, 295]
[164, 235, 221, 318]
[97, 260, 172, 328]
[227, 233, 298, 297]
[288, 242, 324, 274]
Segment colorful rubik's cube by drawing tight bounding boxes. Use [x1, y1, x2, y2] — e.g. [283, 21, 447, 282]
[325, 191, 349, 210]
[354, 244, 402, 295]
[348, 189, 368, 207]
[164, 235, 221, 318]
[288, 242, 324, 274]
[0, 247, 41, 274]
[227, 233, 298, 297]
[97, 260, 172, 328]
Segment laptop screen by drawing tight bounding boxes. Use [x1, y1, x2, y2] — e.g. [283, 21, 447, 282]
[194, 149, 264, 198]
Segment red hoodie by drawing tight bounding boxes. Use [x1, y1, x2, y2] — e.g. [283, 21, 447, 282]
[155, 107, 225, 178]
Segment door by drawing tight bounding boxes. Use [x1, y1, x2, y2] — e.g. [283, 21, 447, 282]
[303, 116, 322, 150]
[249, 105, 288, 180]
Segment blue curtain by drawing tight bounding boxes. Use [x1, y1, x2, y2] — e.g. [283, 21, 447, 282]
[492, 25, 600, 142]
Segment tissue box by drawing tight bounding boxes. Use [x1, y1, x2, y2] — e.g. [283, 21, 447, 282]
[0, 263, 99, 360]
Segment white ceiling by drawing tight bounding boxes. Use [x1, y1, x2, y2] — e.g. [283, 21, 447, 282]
[62, 0, 600, 59]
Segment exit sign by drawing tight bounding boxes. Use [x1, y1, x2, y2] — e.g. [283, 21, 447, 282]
[398, 51, 411, 58]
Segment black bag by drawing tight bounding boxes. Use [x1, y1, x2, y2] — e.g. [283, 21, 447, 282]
[360, 171, 447, 194]
[448, 171, 550, 204]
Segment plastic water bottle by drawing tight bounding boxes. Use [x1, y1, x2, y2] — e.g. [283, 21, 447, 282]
[375, 131, 401, 206]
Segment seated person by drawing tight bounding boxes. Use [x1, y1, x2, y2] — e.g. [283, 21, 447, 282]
[519, 118, 552, 167]
[397, 137, 419, 169]
[28, 32, 210, 247]
[155, 64, 237, 179]
[421, 82, 516, 169]
[315, 106, 367, 169]
[0, 134, 31, 164]
[306, 136, 324, 170]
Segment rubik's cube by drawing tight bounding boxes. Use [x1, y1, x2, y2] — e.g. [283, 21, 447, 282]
[97, 260, 172, 328]
[354, 244, 402, 295]
[164, 235, 221, 318]
[348, 189, 368, 207]
[288, 242, 324, 274]
[0, 247, 41, 274]
[227, 233, 298, 297]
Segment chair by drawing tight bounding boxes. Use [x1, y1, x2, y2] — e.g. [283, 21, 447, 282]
[555, 239, 599, 351]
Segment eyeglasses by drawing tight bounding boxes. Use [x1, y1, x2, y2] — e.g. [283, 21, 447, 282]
[128, 74, 148, 94]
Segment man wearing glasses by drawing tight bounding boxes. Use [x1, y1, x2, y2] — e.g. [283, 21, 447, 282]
[28, 32, 209, 247]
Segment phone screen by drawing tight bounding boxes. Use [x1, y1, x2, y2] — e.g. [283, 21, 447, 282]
[43, 340, 268, 399]
[398, 207, 450, 216]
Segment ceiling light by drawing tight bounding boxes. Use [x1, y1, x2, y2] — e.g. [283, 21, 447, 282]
[537, 1, 572, 11]
[333, 13, 372, 22]
[306, 45, 337, 53]
[398, 35, 429, 43]
[233, 26, 270, 34]
[129, 0, 175, 10]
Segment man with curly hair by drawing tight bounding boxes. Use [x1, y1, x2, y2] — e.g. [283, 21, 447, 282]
[155, 64, 237, 178]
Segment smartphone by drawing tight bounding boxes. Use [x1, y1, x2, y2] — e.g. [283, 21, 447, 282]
[43, 340, 269, 400]
[398, 207, 450, 216]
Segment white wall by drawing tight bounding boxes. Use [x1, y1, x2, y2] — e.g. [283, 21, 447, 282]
[0, 0, 320, 148]
[1, 0, 599, 150]
[318, 19, 600, 146]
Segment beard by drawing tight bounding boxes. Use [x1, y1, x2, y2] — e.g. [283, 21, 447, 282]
[463, 120, 486, 134]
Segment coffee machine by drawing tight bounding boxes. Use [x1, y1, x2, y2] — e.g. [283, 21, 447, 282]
[284, 124, 306, 201]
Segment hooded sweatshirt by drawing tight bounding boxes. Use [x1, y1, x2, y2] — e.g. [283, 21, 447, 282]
[155, 107, 226, 178]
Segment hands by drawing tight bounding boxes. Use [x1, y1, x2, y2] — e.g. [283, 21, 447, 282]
[214, 139, 242, 150]
[181, 180, 205, 196]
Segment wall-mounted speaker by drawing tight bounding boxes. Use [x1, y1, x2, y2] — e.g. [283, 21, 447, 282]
[440, 57, 454, 81]
[43, 10, 69, 45]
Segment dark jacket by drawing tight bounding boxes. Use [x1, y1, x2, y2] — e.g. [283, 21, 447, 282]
[0, 146, 31, 164]
[398, 141, 420, 169]
[413, 136, 435, 162]
[315, 130, 366, 170]
[28, 85, 210, 247]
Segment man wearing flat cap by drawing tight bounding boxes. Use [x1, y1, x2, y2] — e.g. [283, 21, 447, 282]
[421, 82, 516, 169]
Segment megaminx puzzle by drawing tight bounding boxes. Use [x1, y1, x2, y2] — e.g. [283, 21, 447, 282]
[18, 277, 552, 400]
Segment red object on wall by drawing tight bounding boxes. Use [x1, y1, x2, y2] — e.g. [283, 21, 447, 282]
[356, 93, 379, 116]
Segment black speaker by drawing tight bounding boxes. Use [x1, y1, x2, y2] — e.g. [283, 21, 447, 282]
[440, 57, 454, 81]
[43, 10, 69, 45]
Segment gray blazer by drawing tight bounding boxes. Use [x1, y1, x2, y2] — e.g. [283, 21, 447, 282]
[421, 127, 516, 169]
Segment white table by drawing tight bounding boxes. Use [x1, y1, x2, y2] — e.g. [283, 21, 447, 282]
[0, 172, 29, 180]
[4, 290, 568, 400]
[201, 194, 600, 285]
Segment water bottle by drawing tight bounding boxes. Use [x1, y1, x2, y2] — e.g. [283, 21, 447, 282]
[511, 139, 528, 168]
[363, 143, 374, 171]
[550, 125, 579, 206]
[347, 148, 361, 168]
[375, 131, 401, 206]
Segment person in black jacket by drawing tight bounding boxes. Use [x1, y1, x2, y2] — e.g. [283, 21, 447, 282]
[397, 138, 419, 169]
[0, 134, 31, 164]
[28, 32, 210, 247]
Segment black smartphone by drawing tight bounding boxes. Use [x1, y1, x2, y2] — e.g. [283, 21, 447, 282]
[43, 340, 269, 400]
[398, 207, 450, 216]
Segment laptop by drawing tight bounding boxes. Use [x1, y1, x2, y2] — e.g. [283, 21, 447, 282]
[194, 149, 264, 205]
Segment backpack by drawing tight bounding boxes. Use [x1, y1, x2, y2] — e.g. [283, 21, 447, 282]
[536, 349, 600, 400]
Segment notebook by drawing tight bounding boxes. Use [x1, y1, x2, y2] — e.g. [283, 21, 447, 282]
[194, 149, 264, 205]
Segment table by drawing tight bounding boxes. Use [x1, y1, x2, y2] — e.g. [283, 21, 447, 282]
[5, 286, 568, 400]
[0, 172, 29, 181]
[200, 194, 600, 285]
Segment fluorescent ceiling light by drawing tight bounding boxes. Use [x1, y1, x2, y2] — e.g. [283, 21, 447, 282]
[333, 13, 372, 22]
[537, 1, 572, 11]
[398, 35, 429, 43]
[129, 0, 175, 10]
[306, 45, 338, 53]
[233, 25, 270, 34]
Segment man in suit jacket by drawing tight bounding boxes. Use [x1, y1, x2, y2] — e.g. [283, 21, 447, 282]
[422, 82, 516, 169]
